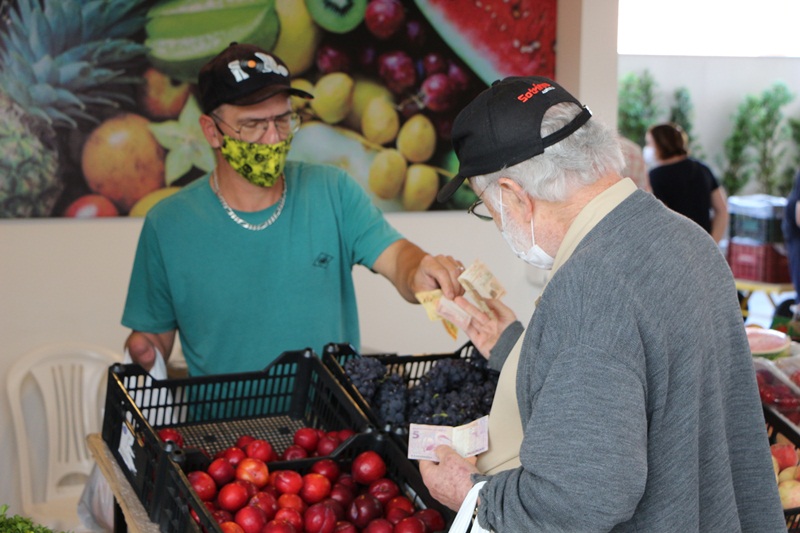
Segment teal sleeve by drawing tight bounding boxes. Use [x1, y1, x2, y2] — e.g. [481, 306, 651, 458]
[121, 216, 177, 333]
[337, 171, 403, 269]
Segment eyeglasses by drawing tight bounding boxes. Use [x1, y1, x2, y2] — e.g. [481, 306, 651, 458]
[212, 111, 301, 143]
[467, 198, 493, 221]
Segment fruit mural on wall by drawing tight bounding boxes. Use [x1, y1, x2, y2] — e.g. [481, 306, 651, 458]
[0, 0, 556, 218]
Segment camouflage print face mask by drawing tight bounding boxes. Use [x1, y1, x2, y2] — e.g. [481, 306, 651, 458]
[219, 134, 292, 188]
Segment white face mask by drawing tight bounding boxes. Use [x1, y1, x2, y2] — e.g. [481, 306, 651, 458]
[497, 188, 555, 270]
[642, 145, 658, 168]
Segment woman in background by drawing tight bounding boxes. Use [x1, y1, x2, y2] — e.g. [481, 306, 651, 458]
[646, 123, 729, 244]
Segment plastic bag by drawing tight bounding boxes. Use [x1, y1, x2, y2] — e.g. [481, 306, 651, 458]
[77, 348, 168, 532]
[449, 480, 491, 533]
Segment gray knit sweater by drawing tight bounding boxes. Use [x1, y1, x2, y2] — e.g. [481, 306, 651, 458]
[476, 190, 786, 532]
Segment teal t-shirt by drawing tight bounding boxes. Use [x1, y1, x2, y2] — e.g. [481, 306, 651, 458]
[122, 161, 402, 376]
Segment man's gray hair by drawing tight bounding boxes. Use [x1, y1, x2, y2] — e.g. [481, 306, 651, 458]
[472, 103, 624, 203]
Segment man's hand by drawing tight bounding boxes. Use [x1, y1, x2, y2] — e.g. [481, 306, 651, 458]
[454, 296, 517, 358]
[373, 240, 466, 303]
[410, 253, 467, 300]
[124, 330, 175, 371]
[419, 445, 481, 511]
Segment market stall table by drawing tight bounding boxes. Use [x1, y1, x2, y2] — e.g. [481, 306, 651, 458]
[86, 433, 160, 533]
[735, 279, 794, 318]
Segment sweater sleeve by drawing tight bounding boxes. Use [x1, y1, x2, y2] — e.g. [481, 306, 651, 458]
[487, 321, 524, 372]
[475, 344, 648, 532]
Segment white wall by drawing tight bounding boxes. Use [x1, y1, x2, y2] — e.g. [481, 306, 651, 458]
[0, 0, 619, 516]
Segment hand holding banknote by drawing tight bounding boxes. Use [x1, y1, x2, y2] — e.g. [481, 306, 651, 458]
[451, 295, 518, 358]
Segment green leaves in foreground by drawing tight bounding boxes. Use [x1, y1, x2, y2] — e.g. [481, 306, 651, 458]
[0, 504, 66, 533]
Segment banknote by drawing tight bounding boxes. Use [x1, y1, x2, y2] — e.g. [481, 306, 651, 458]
[458, 259, 506, 300]
[436, 297, 472, 330]
[407, 416, 489, 461]
[415, 289, 444, 321]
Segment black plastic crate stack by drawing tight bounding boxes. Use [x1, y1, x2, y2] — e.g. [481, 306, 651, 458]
[321, 341, 497, 451]
[727, 194, 790, 283]
[101, 348, 373, 526]
[156, 431, 455, 533]
[764, 406, 800, 531]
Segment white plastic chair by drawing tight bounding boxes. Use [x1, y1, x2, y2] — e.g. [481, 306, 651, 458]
[7, 342, 122, 531]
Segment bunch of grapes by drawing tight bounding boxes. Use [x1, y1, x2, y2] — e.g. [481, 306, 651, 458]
[343, 356, 387, 402]
[407, 358, 499, 427]
[344, 354, 499, 432]
[343, 357, 407, 429]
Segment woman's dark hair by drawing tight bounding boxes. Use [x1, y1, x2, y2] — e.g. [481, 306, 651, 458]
[648, 123, 688, 159]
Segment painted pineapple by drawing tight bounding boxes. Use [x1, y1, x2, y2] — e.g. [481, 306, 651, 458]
[0, 0, 148, 217]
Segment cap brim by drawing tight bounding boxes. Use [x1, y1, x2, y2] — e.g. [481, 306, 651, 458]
[232, 84, 314, 107]
[437, 173, 468, 203]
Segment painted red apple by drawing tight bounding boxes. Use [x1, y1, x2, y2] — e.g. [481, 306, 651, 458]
[139, 67, 191, 120]
[64, 194, 119, 218]
[157, 427, 185, 447]
[236, 458, 270, 489]
[187, 470, 217, 501]
[300, 473, 332, 504]
[234, 505, 267, 533]
[207, 457, 236, 486]
[351, 451, 387, 485]
[217, 482, 250, 513]
[294, 427, 320, 453]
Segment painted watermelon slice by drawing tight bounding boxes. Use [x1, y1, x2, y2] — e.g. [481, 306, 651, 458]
[414, 0, 557, 84]
[746, 327, 791, 360]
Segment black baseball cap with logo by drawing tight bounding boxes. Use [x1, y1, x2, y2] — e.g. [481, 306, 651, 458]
[437, 76, 592, 203]
[198, 42, 314, 114]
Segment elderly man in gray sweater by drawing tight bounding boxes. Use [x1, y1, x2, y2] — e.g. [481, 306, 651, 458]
[421, 77, 786, 532]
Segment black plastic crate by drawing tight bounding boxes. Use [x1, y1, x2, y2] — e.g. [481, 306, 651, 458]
[764, 406, 800, 531]
[321, 342, 497, 448]
[157, 431, 455, 533]
[730, 213, 784, 243]
[101, 349, 372, 524]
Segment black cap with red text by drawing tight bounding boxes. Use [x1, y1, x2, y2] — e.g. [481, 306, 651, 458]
[437, 76, 592, 202]
[198, 42, 313, 114]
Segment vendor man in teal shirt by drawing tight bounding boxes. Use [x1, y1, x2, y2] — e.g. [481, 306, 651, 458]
[122, 43, 465, 376]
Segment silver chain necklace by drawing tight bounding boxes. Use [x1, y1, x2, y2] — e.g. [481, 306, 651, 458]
[212, 171, 286, 231]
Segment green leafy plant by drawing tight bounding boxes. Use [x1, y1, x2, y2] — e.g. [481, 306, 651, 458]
[719, 83, 795, 196]
[618, 69, 661, 146]
[0, 505, 64, 533]
[669, 86, 704, 159]
[783, 117, 800, 193]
